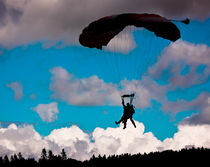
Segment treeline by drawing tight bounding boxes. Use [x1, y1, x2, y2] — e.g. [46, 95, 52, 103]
[0, 147, 210, 167]
[0, 148, 82, 167]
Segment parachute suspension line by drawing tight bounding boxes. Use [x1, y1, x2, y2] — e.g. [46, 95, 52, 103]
[111, 45, 120, 85]
[121, 27, 128, 82]
[105, 42, 121, 86]
[123, 26, 131, 80]
[131, 29, 142, 81]
[135, 29, 147, 79]
[123, 26, 135, 83]
[141, 31, 156, 78]
[122, 26, 131, 82]
[138, 29, 151, 79]
[139, 33, 156, 90]
[114, 49, 121, 86]
[144, 36, 158, 81]
[133, 29, 161, 92]
[143, 30, 156, 75]
[104, 50, 117, 83]
[131, 26, 138, 81]
[114, 25, 134, 92]
[95, 51, 107, 79]
[134, 29, 152, 80]
[140, 36, 170, 91]
[114, 26, 131, 90]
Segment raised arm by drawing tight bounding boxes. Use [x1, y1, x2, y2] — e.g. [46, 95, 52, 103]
[129, 93, 135, 105]
[129, 97, 133, 105]
[121, 97, 125, 107]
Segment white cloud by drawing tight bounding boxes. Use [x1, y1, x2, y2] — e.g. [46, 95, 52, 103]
[120, 77, 168, 108]
[0, 124, 47, 159]
[45, 125, 93, 160]
[145, 40, 210, 124]
[92, 121, 161, 155]
[162, 124, 210, 150]
[50, 66, 167, 108]
[32, 102, 59, 122]
[1, 121, 210, 161]
[50, 66, 121, 106]
[164, 93, 210, 124]
[6, 81, 23, 100]
[149, 40, 210, 89]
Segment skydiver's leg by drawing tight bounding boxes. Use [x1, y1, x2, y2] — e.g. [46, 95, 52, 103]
[130, 117, 136, 128]
[123, 119, 127, 129]
[115, 120, 121, 124]
[115, 117, 123, 124]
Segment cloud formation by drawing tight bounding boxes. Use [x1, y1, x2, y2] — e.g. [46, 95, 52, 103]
[0, 0, 209, 48]
[162, 93, 210, 125]
[49, 66, 167, 108]
[148, 40, 210, 124]
[182, 96, 210, 125]
[50, 67, 120, 106]
[149, 40, 210, 89]
[6, 81, 23, 100]
[0, 0, 23, 26]
[1, 121, 210, 161]
[0, 123, 46, 159]
[32, 102, 59, 122]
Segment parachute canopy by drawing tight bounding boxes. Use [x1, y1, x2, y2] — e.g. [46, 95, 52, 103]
[121, 93, 135, 98]
[79, 13, 187, 49]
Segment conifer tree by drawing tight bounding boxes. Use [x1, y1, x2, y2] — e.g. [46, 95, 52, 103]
[61, 149, 67, 160]
[41, 148, 47, 160]
[48, 150, 54, 160]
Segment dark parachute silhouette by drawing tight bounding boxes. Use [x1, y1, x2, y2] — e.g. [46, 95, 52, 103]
[79, 13, 189, 49]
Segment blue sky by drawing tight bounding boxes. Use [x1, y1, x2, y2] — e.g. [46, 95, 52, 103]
[0, 0, 210, 159]
[0, 18, 209, 142]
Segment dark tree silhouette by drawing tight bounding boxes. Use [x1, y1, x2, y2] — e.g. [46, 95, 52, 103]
[13, 154, 18, 161]
[40, 148, 47, 160]
[61, 149, 67, 160]
[3, 155, 9, 164]
[48, 150, 54, 160]
[0, 147, 210, 166]
[17, 152, 24, 160]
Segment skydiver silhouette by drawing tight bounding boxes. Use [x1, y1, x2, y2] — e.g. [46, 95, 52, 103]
[115, 94, 136, 129]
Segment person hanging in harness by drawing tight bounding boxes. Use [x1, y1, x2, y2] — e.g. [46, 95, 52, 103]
[115, 93, 136, 129]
